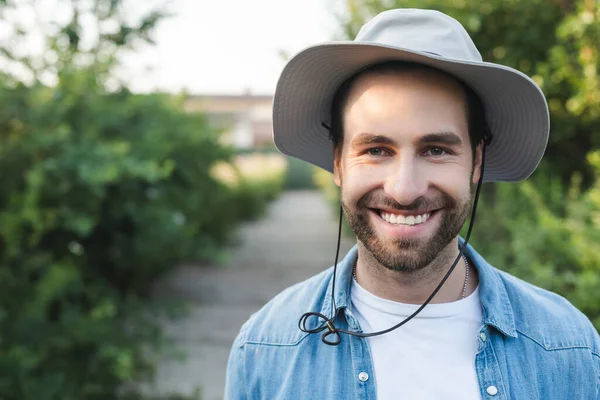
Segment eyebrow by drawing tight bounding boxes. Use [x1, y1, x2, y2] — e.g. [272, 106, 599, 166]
[350, 131, 463, 148]
[418, 132, 463, 147]
[351, 133, 397, 148]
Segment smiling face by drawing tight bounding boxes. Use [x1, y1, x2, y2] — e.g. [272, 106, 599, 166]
[333, 66, 482, 272]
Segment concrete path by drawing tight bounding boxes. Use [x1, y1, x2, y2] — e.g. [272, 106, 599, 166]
[151, 190, 354, 399]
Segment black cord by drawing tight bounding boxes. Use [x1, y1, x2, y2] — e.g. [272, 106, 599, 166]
[299, 141, 489, 346]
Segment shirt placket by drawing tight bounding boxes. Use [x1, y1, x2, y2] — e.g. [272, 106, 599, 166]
[348, 335, 376, 399]
[475, 325, 509, 400]
[344, 309, 377, 399]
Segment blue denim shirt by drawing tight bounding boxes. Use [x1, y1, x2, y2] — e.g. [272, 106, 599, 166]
[225, 242, 600, 399]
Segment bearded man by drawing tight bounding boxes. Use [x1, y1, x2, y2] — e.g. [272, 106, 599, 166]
[225, 8, 600, 400]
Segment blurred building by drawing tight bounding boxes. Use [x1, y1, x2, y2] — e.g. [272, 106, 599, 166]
[184, 92, 274, 149]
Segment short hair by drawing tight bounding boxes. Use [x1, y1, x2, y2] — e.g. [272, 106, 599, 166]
[328, 61, 487, 163]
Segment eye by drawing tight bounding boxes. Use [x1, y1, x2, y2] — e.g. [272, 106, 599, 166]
[424, 147, 448, 156]
[366, 147, 389, 156]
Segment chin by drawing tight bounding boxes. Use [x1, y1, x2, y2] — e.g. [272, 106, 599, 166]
[367, 237, 438, 272]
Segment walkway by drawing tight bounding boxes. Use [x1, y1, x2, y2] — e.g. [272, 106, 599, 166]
[151, 190, 354, 399]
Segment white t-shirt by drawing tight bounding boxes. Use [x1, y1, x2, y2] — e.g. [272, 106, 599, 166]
[351, 279, 483, 400]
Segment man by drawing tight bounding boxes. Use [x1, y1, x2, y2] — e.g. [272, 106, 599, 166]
[225, 9, 600, 399]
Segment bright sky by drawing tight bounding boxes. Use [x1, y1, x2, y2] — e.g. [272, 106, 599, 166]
[121, 0, 344, 95]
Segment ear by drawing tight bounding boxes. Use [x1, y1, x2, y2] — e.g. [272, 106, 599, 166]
[333, 148, 342, 187]
[333, 157, 342, 187]
[471, 142, 483, 184]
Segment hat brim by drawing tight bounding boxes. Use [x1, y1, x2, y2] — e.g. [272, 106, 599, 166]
[272, 42, 549, 183]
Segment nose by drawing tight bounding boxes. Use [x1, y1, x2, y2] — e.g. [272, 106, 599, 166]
[383, 155, 428, 206]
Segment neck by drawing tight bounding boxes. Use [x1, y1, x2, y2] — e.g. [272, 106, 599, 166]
[353, 238, 478, 304]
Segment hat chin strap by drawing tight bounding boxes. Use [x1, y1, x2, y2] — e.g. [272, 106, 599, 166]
[298, 138, 490, 346]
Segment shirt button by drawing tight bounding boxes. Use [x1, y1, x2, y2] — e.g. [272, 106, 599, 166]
[358, 372, 369, 382]
[486, 386, 498, 396]
[480, 332, 487, 341]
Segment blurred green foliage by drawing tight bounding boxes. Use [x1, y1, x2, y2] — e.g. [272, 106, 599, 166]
[0, 0, 285, 398]
[471, 160, 600, 328]
[284, 156, 317, 190]
[214, 152, 288, 220]
[320, 0, 600, 329]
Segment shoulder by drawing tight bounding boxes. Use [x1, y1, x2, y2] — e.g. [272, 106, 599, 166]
[233, 267, 335, 347]
[495, 268, 600, 353]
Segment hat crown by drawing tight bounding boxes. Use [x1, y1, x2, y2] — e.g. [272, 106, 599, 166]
[356, 9, 482, 62]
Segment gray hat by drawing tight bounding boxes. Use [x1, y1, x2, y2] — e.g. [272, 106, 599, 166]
[272, 8, 550, 182]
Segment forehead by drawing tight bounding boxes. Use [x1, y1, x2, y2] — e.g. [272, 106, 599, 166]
[342, 67, 469, 144]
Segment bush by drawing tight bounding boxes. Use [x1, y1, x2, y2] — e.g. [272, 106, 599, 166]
[0, 68, 283, 399]
[469, 155, 600, 329]
[0, 0, 287, 397]
[284, 156, 317, 190]
[212, 152, 287, 221]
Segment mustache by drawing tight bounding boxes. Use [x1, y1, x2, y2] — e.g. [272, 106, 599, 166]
[356, 191, 456, 212]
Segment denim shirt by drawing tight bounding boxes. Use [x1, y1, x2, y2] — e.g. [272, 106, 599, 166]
[225, 242, 600, 399]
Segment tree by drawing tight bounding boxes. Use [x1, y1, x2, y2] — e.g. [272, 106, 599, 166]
[0, 0, 167, 88]
[0, 1, 227, 398]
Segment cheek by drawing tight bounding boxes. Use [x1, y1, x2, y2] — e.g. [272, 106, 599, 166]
[428, 166, 472, 197]
[340, 164, 385, 203]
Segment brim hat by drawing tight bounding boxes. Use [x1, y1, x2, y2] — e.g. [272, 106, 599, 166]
[272, 8, 550, 182]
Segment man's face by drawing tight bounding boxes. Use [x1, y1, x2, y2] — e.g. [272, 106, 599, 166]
[333, 69, 482, 272]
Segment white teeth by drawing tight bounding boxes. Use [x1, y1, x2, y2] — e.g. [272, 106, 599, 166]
[379, 211, 432, 226]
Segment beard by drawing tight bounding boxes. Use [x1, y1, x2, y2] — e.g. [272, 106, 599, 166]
[341, 188, 471, 273]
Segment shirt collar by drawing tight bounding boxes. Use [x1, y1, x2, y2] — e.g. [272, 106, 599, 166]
[462, 238, 517, 338]
[321, 238, 517, 338]
[320, 245, 357, 320]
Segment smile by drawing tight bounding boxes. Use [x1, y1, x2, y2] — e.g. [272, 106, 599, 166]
[377, 210, 435, 226]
